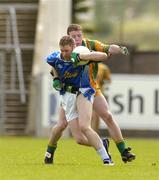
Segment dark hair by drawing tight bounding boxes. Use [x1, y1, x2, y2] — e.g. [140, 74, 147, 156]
[67, 24, 82, 35]
[59, 35, 75, 46]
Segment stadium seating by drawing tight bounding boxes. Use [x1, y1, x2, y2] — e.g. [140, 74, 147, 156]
[0, 0, 38, 135]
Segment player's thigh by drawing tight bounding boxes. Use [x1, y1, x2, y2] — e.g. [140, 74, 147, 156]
[68, 118, 82, 137]
[93, 94, 109, 118]
[77, 94, 92, 127]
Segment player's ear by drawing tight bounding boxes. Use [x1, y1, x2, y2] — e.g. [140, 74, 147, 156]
[73, 44, 76, 50]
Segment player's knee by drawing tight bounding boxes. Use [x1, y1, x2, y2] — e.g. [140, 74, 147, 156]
[107, 111, 113, 121]
[60, 122, 68, 130]
[57, 121, 68, 131]
[102, 111, 113, 122]
[75, 137, 84, 145]
[79, 124, 89, 134]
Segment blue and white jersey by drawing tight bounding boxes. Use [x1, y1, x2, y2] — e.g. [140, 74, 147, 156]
[46, 50, 92, 89]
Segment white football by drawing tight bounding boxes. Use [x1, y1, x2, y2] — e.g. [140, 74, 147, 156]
[73, 46, 90, 65]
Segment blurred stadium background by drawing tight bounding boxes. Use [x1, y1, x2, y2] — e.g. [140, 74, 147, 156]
[0, 0, 159, 138]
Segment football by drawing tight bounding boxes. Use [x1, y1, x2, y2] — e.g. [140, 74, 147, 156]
[73, 46, 90, 65]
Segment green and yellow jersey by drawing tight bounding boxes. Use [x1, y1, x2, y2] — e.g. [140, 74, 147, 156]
[82, 39, 110, 96]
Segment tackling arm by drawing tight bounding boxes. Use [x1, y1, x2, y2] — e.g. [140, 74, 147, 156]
[86, 39, 128, 56]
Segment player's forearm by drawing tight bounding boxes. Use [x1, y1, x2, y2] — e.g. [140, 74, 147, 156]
[79, 52, 107, 62]
[108, 45, 122, 54]
[108, 45, 129, 55]
[50, 67, 59, 79]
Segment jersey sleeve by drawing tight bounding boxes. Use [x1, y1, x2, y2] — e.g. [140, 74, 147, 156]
[87, 39, 110, 53]
[46, 51, 60, 67]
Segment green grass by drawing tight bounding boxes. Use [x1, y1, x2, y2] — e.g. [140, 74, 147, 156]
[0, 137, 159, 180]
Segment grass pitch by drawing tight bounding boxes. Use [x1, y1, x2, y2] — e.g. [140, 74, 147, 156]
[0, 137, 159, 180]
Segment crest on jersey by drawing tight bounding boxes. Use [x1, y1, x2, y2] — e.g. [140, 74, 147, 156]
[57, 64, 63, 69]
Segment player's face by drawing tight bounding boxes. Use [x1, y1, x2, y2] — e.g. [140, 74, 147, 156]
[69, 30, 83, 46]
[60, 45, 74, 61]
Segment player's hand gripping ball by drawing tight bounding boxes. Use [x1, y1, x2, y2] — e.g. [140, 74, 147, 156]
[71, 46, 90, 66]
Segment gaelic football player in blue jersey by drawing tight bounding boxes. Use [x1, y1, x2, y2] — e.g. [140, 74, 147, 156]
[45, 35, 114, 165]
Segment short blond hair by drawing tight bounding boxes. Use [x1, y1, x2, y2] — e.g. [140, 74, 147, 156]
[59, 35, 75, 46]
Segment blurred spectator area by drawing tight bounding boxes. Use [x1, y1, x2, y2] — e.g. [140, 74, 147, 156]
[0, 0, 38, 135]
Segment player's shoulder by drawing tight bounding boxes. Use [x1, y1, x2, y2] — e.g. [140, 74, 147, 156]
[47, 50, 60, 60]
[46, 50, 61, 66]
[82, 38, 96, 50]
[83, 38, 97, 45]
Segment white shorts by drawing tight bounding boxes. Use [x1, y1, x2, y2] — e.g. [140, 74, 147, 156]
[61, 92, 78, 122]
[61, 88, 95, 122]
